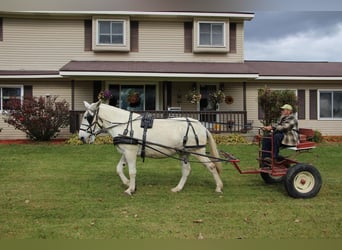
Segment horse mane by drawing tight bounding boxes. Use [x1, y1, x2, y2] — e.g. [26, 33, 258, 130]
[99, 103, 141, 122]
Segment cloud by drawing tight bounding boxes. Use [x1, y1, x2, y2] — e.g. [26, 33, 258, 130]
[245, 12, 342, 61]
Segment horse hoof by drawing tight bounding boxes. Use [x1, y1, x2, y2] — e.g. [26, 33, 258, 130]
[215, 188, 223, 193]
[171, 187, 181, 193]
[124, 189, 133, 196]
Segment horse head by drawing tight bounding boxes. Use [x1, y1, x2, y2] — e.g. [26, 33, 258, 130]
[79, 101, 102, 144]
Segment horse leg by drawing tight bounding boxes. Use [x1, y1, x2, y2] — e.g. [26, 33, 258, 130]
[171, 155, 191, 192]
[123, 151, 137, 196]
[194, 154, 223, 193]
[116, 155, 129, 186]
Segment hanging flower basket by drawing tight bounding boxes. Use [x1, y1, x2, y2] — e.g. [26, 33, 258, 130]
[185, 89, 202, 104]
[209, 90, 225, 105]
[98, 90, 112, 102]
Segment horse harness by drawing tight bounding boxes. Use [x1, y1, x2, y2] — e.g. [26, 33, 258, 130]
[113, 112, 205, 162]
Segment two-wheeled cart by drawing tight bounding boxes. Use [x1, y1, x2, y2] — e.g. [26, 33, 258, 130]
[220, 129, 322, 198]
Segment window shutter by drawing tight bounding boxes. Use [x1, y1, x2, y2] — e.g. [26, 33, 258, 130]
[24, 85, 33, 99]
[93, 81, 102, 102]
[184, 22, 193, 53]
[309, 89, 317, 120]
[229, 22, 236, 53]
[297, 89, 305, 119]
[84, 20, 92, 51]
[0, 17, 3, 41]
[258, 104, 264, 120]
[130, 21, 139, 52]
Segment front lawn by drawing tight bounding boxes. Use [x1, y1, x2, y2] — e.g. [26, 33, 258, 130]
[0, 143, 341, 239]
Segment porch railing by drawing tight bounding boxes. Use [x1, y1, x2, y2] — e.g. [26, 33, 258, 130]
[70, 110, 251, 134]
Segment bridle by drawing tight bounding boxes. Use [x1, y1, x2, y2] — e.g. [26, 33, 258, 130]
[79, 106, 103, 138]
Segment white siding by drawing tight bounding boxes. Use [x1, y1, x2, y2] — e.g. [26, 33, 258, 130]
[0, 17, 245, 72]
[245, 81, 342, 136]
[0, 80, 73, 139]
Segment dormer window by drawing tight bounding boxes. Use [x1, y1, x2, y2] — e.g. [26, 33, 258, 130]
[193, 18, 229, 53]
[93, 17, 130, 51]
[198, 22, 225, 47]
[98, 20, 124, 45]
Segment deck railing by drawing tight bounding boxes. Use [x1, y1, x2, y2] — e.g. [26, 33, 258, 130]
[70, 110, 251, 134]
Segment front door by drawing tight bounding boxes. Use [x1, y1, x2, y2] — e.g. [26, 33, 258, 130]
[200, 84, 216, 124]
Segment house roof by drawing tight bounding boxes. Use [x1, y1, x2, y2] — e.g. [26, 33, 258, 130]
[59, 61, 259, 79]
[0, 70, 60, 79]
[245, 61, 342, 79]
[59, 60, 342, 80]
[0, 11, 254, 20]
[2, 61, 342, 80]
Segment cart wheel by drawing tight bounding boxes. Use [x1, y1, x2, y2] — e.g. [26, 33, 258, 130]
[260, 159, 284, 184]
[260, 170, 284, 184]
[284, 164, 322, 198]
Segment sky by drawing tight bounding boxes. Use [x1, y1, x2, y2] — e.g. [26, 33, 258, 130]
[1, 0, 342, 62]
[244, 11, 342, 62]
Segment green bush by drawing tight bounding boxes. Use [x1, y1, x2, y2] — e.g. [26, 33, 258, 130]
[258, 85, 297, 126]
[311, 130, 324, 143]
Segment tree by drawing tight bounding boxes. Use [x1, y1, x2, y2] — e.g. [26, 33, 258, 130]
[258, 85, 298, 126]
[3, 96, 70, 141]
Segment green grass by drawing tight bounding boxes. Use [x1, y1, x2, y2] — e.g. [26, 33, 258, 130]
[0, 142, 341, 239]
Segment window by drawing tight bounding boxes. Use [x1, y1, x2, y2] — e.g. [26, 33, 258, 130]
[193, 19, 228, 53]
[319, 90, 342, 119]
[108, 84, 156, 111]
[199, 22, 224, 46]
[93, 17, 130, 51]
[98, 20, 124, 45]
[0, 86, 22, 111]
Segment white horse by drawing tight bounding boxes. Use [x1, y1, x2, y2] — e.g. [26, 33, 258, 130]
[79, 101, 223, 195]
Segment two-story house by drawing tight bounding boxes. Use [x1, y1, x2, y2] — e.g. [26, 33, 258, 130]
[0, 10, 341, 140]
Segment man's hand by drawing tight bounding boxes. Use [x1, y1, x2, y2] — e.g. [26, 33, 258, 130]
[262, 125, 273, 131]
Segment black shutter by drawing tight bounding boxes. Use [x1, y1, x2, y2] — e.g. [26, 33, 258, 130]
[0, 18, 3, 41]
[93, 81, 102, 102]
[130, 21, 139, 52]
[309, 89, 318, 120]
[24, 85, 33, 99]
[297, 89, 305, 119]
[229, 22, 236, 53]
[184, 22, 193, 53]
[84, 20, 92, 51]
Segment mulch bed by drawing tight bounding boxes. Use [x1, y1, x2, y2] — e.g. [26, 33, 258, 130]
[0, 139, 66, 145]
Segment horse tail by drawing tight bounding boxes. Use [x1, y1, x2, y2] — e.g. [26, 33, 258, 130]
[206, 129, 222, 174]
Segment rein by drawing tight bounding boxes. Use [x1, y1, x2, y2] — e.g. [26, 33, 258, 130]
[113, 134, 226, 164]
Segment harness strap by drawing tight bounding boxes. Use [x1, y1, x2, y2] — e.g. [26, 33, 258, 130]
[123, 111, 134, 137]
[183, 118, 199, 147]
[112, 134, 225, 164]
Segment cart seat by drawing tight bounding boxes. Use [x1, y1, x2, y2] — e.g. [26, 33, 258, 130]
[287, 141, 316, 151]
[287, 128, 316, 151]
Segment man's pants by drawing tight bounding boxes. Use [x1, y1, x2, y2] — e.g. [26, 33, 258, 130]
[261, 132, 284, 159]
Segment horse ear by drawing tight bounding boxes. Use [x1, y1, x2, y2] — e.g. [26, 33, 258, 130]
[83, 101, 91, 109]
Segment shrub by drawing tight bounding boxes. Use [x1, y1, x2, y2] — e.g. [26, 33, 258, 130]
[213, 133, 248, 145]
[258, 85, 298, 126]
[65, 134, 113, 145]
[3, 96, 70, 141]
[311, 130, 324, 143]
[65, 134, 84, 145]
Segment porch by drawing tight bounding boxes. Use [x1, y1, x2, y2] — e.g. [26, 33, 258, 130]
[70, 110, 251, 134]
